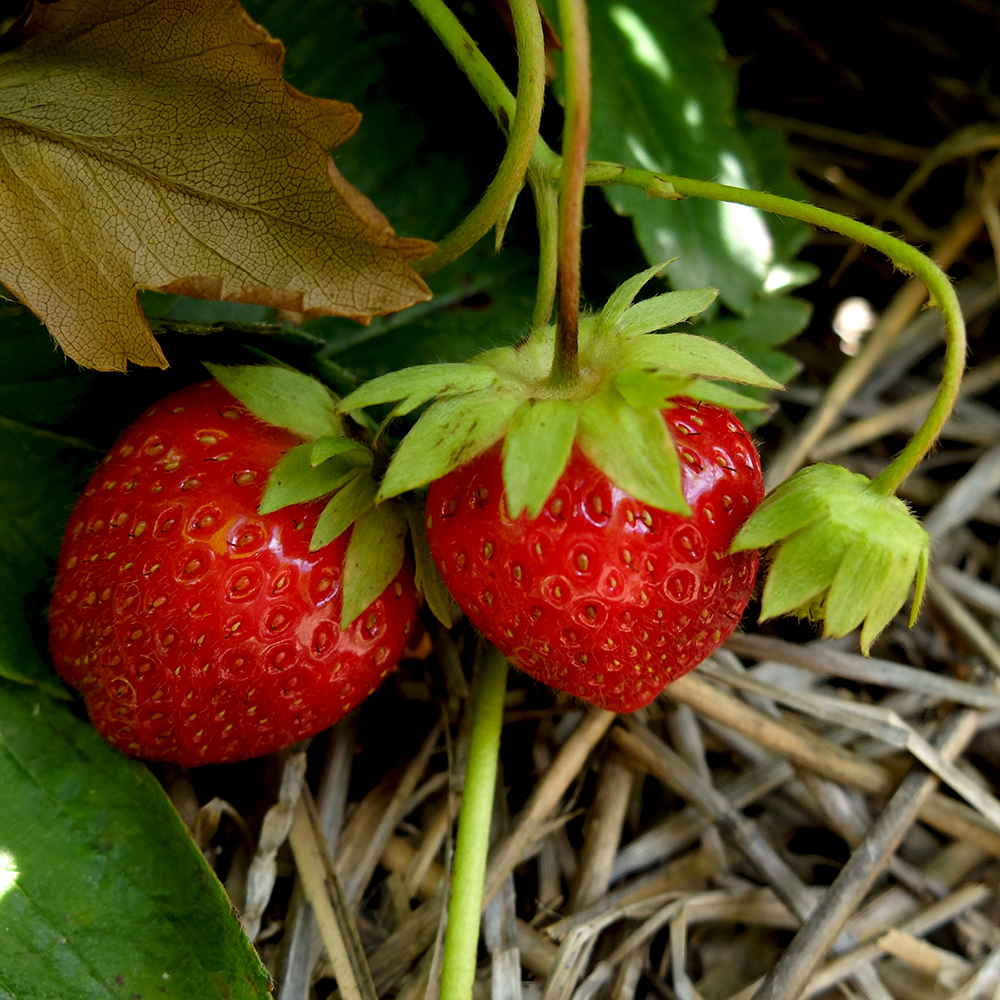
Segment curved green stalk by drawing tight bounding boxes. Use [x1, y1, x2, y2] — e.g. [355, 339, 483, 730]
[530, 164, 560, 329]
[408, 0, 547, 277]
[438, 647, 509, 1000]
[587, 163, 967, 496]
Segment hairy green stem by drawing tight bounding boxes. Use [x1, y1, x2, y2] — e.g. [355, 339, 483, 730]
[438, 647, 509, 1000]
[588, 163, 966, 496]
[408, 0, 546, 277]
[548, 0, 591, 386]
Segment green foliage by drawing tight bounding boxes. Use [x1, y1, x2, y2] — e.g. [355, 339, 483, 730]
[312, 471, 380, 551]
[0, 686, 271, 999]
[259, 442, 369, 514]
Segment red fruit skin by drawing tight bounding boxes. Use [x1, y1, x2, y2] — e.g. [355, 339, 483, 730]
[48, 380, 418, 767]
[426, 399, 763, 712]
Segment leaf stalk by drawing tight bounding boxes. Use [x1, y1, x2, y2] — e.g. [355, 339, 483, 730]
[592, 167, 966, 498]
[408, 0, 546, 277]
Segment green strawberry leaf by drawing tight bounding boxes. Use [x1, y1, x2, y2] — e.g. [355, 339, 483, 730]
[696, 296, 811, 385]
[311, 470, 379, 551]
[259, 442, 365, 514]
[578, 390, 688, 515]
[310, 434, 372, 467]
[624, 333, 782, 388]
[730, 473, 827, 550]
[341, 502, 408, 629]
[0, 685, 270, 1000]
[502, 399, 580, 519]
[614, 288, 719, 338]
[336, 364, 501, 417]
[578, 0, 812, 315]
[598, 261, 674, 333]
[205, 362, 342, 440]
[0, 410, 96, 690]
[402, 502, 454, 627]
[378, 392, 524, 501]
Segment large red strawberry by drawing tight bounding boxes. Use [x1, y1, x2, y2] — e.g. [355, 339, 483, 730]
[48, 378, 419, 766]
[336, 266, 779, 710]
[425, 400, 762, 711]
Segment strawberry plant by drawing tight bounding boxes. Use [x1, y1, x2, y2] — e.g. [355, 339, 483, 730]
[0, 0, 973, 998]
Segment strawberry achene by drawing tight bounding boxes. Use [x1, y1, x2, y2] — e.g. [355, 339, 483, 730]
[425, 399, 763, 711]
[48, 380, 417, 766]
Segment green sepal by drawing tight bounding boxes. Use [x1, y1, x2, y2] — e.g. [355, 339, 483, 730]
[378, 391, 523, 501]
[259, 443, 365, 515]
[341, 502, 408, 629]
[205, 362, 342, 440]
[335, 364, 500, 417]
[909, 547, 929, 628]
[310, 435, 372, 468]
[598, 261, 674, 333]
[614, 369, 695, 408]
[737, 463, 931, 654]
[502, 399, 579, 518]
[823, 536, 891, 639]
[623, 333, 782, 388]
[731, 471, 827, 551]
[578, 390, 688, 515]
[614, 288, 719, 338]
[760, 518, 848, 621]
[614, 370, 767, 412]
[402, 503, 454, 627]
[684, 379, 769, 411]
[310, 470, 378, 551]
[862, 544, 929, 652]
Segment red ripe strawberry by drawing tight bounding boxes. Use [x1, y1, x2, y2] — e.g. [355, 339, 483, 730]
[425, 399, 763, 712]
[48, 380, 418, 766]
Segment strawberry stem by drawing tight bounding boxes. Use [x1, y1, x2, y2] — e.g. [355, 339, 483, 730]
[438, 646, 509, 1000]
[408, 0, 545, 277]
[548, 0, 591, 389]
[586, 166, 967, 498]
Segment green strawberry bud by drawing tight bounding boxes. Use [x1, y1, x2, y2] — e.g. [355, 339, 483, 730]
[731, 464, 929, 654]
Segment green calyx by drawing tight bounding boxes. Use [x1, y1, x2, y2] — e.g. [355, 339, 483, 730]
[205, 363, 451, 629]
[336, 264, 780, 519]
[731, 463, 930, 654]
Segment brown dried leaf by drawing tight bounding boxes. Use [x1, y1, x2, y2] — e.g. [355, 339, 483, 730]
[0, 0, 434, 370]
